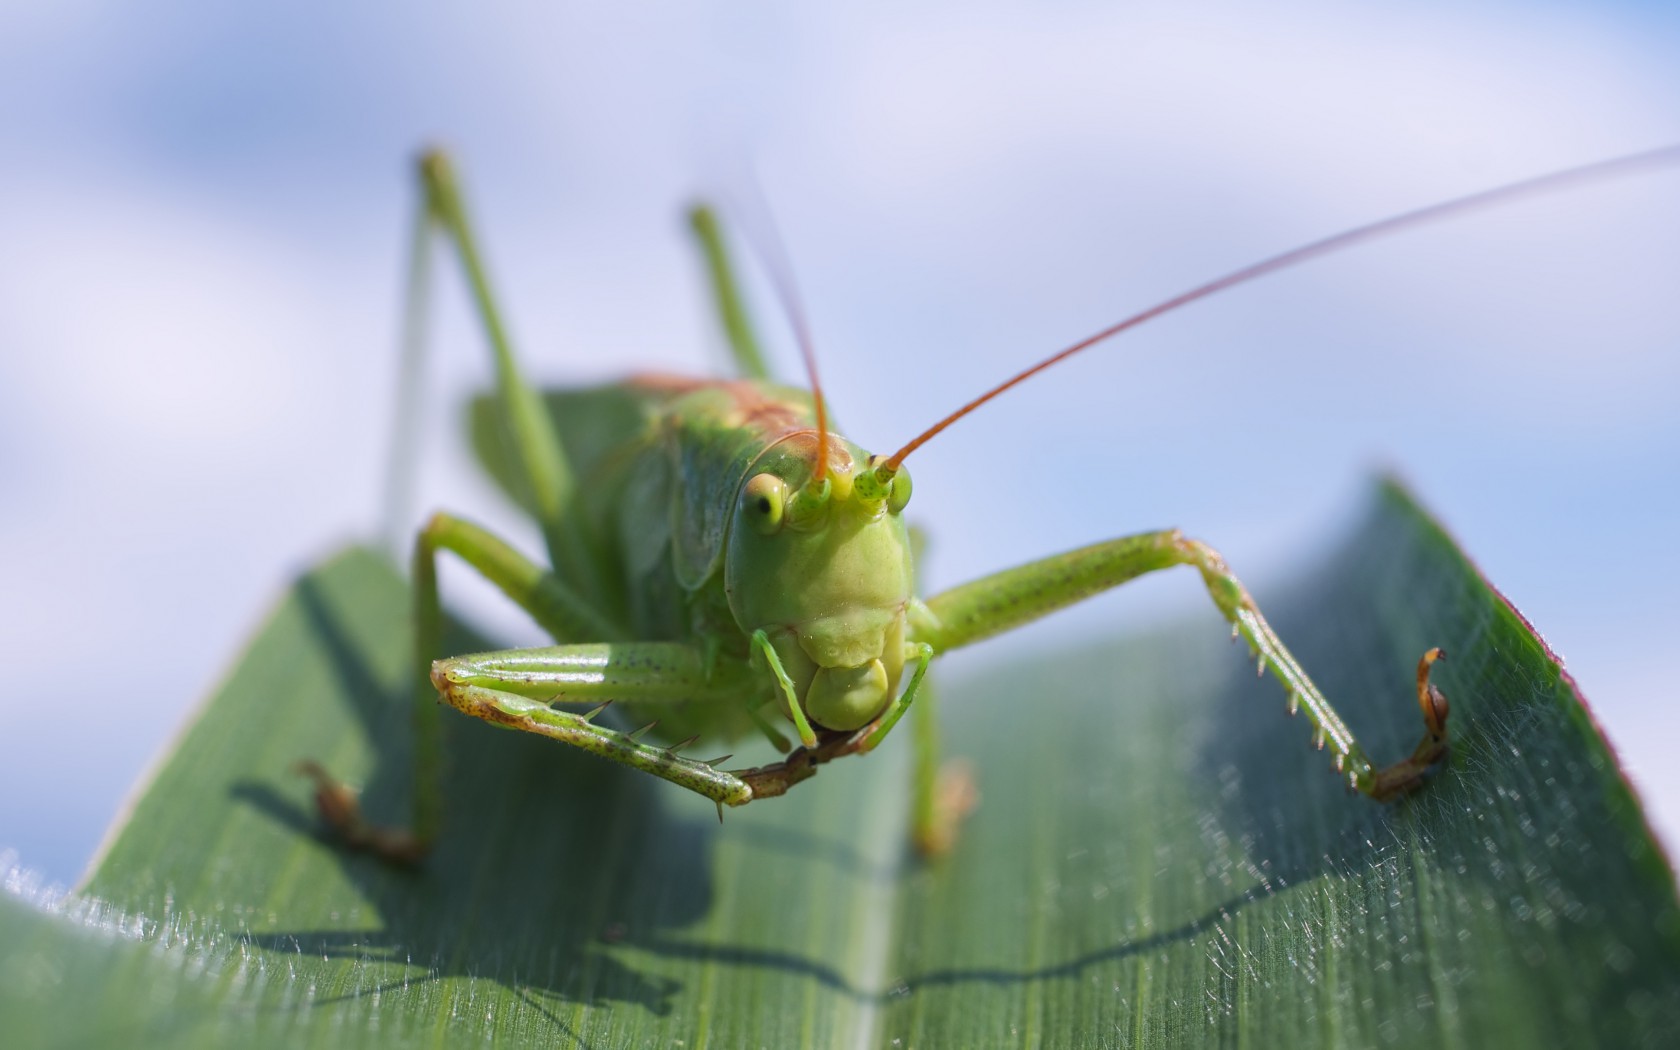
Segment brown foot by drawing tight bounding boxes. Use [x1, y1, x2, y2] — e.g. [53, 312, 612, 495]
[1367, 648, 1451, 801]
[913, 759, 981, 858]
[294, 760, 431, 866]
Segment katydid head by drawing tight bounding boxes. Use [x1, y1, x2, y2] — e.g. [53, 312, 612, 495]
[725, 431, 916, 732]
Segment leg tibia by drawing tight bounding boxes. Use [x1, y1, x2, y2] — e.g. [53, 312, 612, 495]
[905, 674, 979, 858]
[415, 150, 608, 603]
[688, 205, 773, 381]
[1171, 534, 1449, 795]
[440, 681, 753, 806]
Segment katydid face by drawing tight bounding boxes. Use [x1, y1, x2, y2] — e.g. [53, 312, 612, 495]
[724, 433, 916, 731]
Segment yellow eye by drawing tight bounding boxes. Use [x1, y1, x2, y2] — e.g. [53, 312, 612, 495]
[742, 473, 788, 534]
[887, 465, 912, 514]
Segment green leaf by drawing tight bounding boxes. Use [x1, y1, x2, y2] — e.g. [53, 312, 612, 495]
[5, 481, 1678, 1046]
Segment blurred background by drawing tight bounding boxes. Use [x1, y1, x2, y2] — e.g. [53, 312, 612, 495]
[2, 2, 1677, 887]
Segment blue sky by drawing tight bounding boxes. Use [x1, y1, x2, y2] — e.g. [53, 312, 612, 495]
[2, 1, 1678, 885]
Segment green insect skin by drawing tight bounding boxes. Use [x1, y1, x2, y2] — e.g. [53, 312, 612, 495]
[299, 148, 1451, 865]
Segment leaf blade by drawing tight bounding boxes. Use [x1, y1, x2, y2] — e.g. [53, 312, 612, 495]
[1, 481, 1669, 1046]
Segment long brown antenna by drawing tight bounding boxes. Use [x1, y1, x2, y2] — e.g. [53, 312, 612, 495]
[883, 142, 1680, 472]
[730, 193, 831, 481]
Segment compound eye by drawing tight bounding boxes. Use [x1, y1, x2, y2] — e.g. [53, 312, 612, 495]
[887, 465, 912, 514]
[742, 473, 788, 535]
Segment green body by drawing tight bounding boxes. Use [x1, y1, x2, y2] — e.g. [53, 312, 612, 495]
[471, 377, 915, 744]
[298, 150, 1452, 865]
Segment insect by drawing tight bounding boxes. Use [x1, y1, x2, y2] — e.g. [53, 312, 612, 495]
[299, 145, 1680, 864]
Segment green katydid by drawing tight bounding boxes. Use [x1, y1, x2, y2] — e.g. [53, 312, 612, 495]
[300, 144, 1680, 865]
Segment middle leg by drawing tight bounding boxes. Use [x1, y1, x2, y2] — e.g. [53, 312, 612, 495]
[302, 510, 628, 862]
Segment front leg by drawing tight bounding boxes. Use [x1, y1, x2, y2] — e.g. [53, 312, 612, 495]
[914, 529, 1450, 799]
[430, 642, 761, 807]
